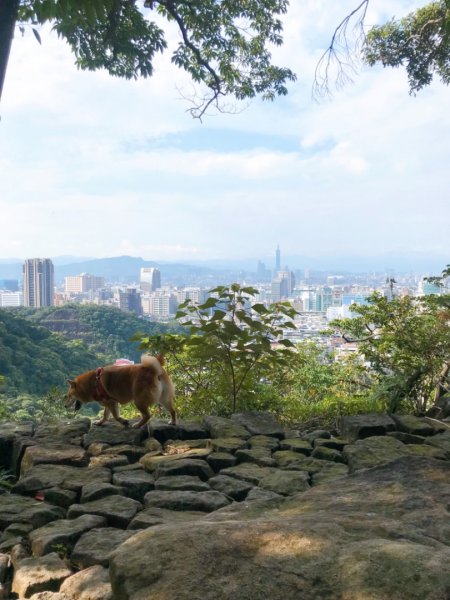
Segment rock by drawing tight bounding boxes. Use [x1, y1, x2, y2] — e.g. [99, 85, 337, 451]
[177, 422, 210, 441]
[29, 515, 107, 557]
[391, 415, 435, 437]
[281, 457, 326, 475]
[0, 554, 10, 584]
[29, 591, 69, 600]
[83, 423, 146, 448]
[220, 464, 276, 486]
[234, 448, 276, 467]
[272, 450, 307, 468]
[143, 437, 163, 453]
[12, 553, 72, 598]
[153, 459, 215, 481]
[12, 464, 111, 494]
[302, 429, 332, 444]
[208, 475, 254, 501]
[339, 413, 396, 441]
[3, 522, 34, 539]
[41, 488, 78, 510]
[279, 438, 313, 455]
[144, 490, 231, 512]
[207, 437, 249, 453]
[140, 450, 211, 472]
[0, 495, 65, 530]
[423, 417, 449, 433]
[259, 470, 310, 496]
[112, 462, 144, 473]
[71, 528, 136, 569]
[9, 542, 30, 568]
[19, 444, 89, 475]
[313, 437, 348, 451]
[155, 476, 210, 492]
[203, 416, 251, 440]
[248, 435, 280, 451]
[101, 444, 147, 462]
[311, 463, 348, 486]
[112, 470, 155, 502]
[88, 455, 129, 469]
[34, 420, 91, 443]
[343, 436, 407, 473]
[127, 508, 204, 530]
[231, 412, 284, 438]
[405, 444, 448, 460]
[80, 482, 126, 503]
[387, 431, 427, 445]
[0, 422, 34, 472]
[146, 421, 179, 444]
[311, 446, 345, 463]
[59, 565, 112, 600]
[425, 430, 450, 456]
[86, 443, 111, 456]
[245, 488, 283, 502]
[109, 456, 450, 600]
[164, 439, 209, 453]
[206, 452, 237, 472]
[68, 496, 142, 528]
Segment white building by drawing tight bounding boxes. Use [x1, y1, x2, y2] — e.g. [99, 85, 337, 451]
[0, 292, 23, 307]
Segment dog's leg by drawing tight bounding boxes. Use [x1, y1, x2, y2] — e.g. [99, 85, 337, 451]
[132, 408, 151, 429]
[106, 399, 129, 427]
[93, 405, 110, 426]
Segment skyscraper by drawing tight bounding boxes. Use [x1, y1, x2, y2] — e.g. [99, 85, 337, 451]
[23, 258, 54, 307]
[140, 267, 161, 293]
[275, 244, 281, 272]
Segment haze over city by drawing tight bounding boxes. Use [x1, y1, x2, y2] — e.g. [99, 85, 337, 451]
[0, 0, 448, 268]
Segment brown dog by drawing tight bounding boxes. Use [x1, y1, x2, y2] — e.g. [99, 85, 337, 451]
[66, 355, 176, 428]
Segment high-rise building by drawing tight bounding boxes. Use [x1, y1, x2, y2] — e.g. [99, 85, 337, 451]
[119, 288, 142, 315]
[140, 268, 161, 293]
[23, 258, 54, 307]
[271, 270, 295, 302]
[275, 244, 281, 272]
[65, 273, 105, 294]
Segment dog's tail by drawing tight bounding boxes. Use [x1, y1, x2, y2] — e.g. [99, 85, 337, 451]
[141, 354, 164, 372]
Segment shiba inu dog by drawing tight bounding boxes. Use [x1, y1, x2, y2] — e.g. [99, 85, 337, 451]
[66, 355, 176, 428]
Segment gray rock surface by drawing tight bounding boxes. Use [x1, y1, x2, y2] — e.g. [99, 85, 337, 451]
[71, 528, 136, 568]
[12, 464, 111, 494]
[231, 411, 285, 438]
[209, 474, 254, 501]
[259, 469, 310, 496]
[203, 416, 251, 439]
[339, 413, 396, 441]
[111, 470, 155, 501]
[12, 553, 72, 598]
[0, 495, 65, 530]
[144, 490, 231, 512]
[29, 515, 106, 557]
[154, 475, 210, 492]
[68, 496, 142, 528]
[59, 565, 112, 600]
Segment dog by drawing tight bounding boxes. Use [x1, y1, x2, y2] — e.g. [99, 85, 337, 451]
[66, 355, 176, 428]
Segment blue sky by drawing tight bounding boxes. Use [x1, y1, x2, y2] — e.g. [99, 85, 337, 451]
[0, 0, 449, 270]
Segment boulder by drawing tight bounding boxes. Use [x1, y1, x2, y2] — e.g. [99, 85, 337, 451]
[140, 450, 211, 473]
[279, 439, 313, 455]
[302, 429, 331, 444]
[313, 437, 347, 451]
[338, 413, 396, 442]
[272, 450, 307, 468]
[245, 488, 283, 502]
[206, 452, 237, 472]
[12, 553, 72, 598]
[0, 495, 65, 530]
[80, 483, 127, 503]
[112, 470, 155, 502]
[29, 515, 107, 557]
[164, 439, 209, 453]
[387, 431, 427, 445]
[391, 415, 435, 437]
[71, 528, 136, 568]
[12, 464, 111, 494]
[311, 463, 348, 486]
[203, 416, 250, 440]
[220, 464, 276, 486]
[144, 490, 231, 512]
[154, 476, 210, 492]
[68, 496, 142, 529]
[343, 436, 406, 473]
[153, 459, 215, 481]
[127, 507, 204, 530]
[41, 488, 78, 510]
[83, 423, 146, 448]
[234, 448, 276, 467]
[0, 422, 34, 472]
[248, 435, 280, 451]
[208, 475, 254, 501]
[88, 455, 129, 469]
[231, 412, 284, 438]
[207, 437, 249, 453]
[258, 470, 310, 496]
[101, 444, 147, 462]
[425, 430, 450, 456]
[109, 456, 450, 600]
[311, 446, 345, 463]
[59, 565, 112, 600]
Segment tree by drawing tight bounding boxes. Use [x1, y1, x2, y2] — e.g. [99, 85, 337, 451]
[0, 0, 296, 117]
[137, 283, 297, 415]
[314, 0, 450, 98]
[331, 286, 450, 415]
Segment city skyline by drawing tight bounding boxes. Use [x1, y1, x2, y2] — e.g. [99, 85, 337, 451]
[0, 1, 448, 263]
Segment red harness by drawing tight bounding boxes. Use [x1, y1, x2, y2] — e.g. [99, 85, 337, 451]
[92, 367, 110, 402]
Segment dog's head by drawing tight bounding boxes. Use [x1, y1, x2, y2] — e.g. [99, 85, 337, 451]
[65, 379, 82, 412]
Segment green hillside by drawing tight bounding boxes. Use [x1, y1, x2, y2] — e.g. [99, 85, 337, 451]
[0, 305, 176, 396]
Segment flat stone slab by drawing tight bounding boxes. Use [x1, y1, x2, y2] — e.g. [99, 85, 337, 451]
[206, 452, 237, 472]
[0, 494, 65, 530]
[60, 565, 113, 600]
[343, 436, 408, 473]
[302, 429, 332, 444]
[112, 470, 155, 501]
[311, 446, 345, 463]
[258, 470, 310, 496]
[392, 415, 435, 437]
[21, 444, 89, 475]
[83, 423, 146, 448]
[101, 444, 147, 462]
[41, 488, 77, 510]
[313, 437, 348, 451]
[220, 464, 276, 486]
[12, 553, 72, 598]
[209, 475, 254, 501]
[127, 508, 204, 530]
[339, 413, 396, 442]
[248, 435, 280, 451]
[144, 490, 231, 512]
[155, 475, 210, 492]
[71, 528, 136, 568]
[279, 438, 313, 455]
[203, 416, 251, 440]
[272, 450, 307, 468]
[164, 439, 209, 453]
[80, 483, 127, 503]
[29, 515, 106, 557]
[235, 448, 276, 467]
[207, 437, 249, 453]
[68, 496, 142, 528]
[425, 430, 450, 455]
[140, 449, 211, 472]
[231, 412, 284, 438]
[153, 459, 215, 481]
[34, 420, 91, 443]
[12, 464, 111, 494]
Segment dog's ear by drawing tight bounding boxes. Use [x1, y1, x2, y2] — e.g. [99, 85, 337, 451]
[67, 379, 76, 387]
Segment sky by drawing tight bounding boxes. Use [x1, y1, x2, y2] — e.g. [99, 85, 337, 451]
[0, 0, 449, 271]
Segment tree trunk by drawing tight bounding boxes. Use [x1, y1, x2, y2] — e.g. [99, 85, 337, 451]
[0, 0, 20, 102]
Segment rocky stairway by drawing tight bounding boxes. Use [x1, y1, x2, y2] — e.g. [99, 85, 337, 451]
[0, 412, 449, 599]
